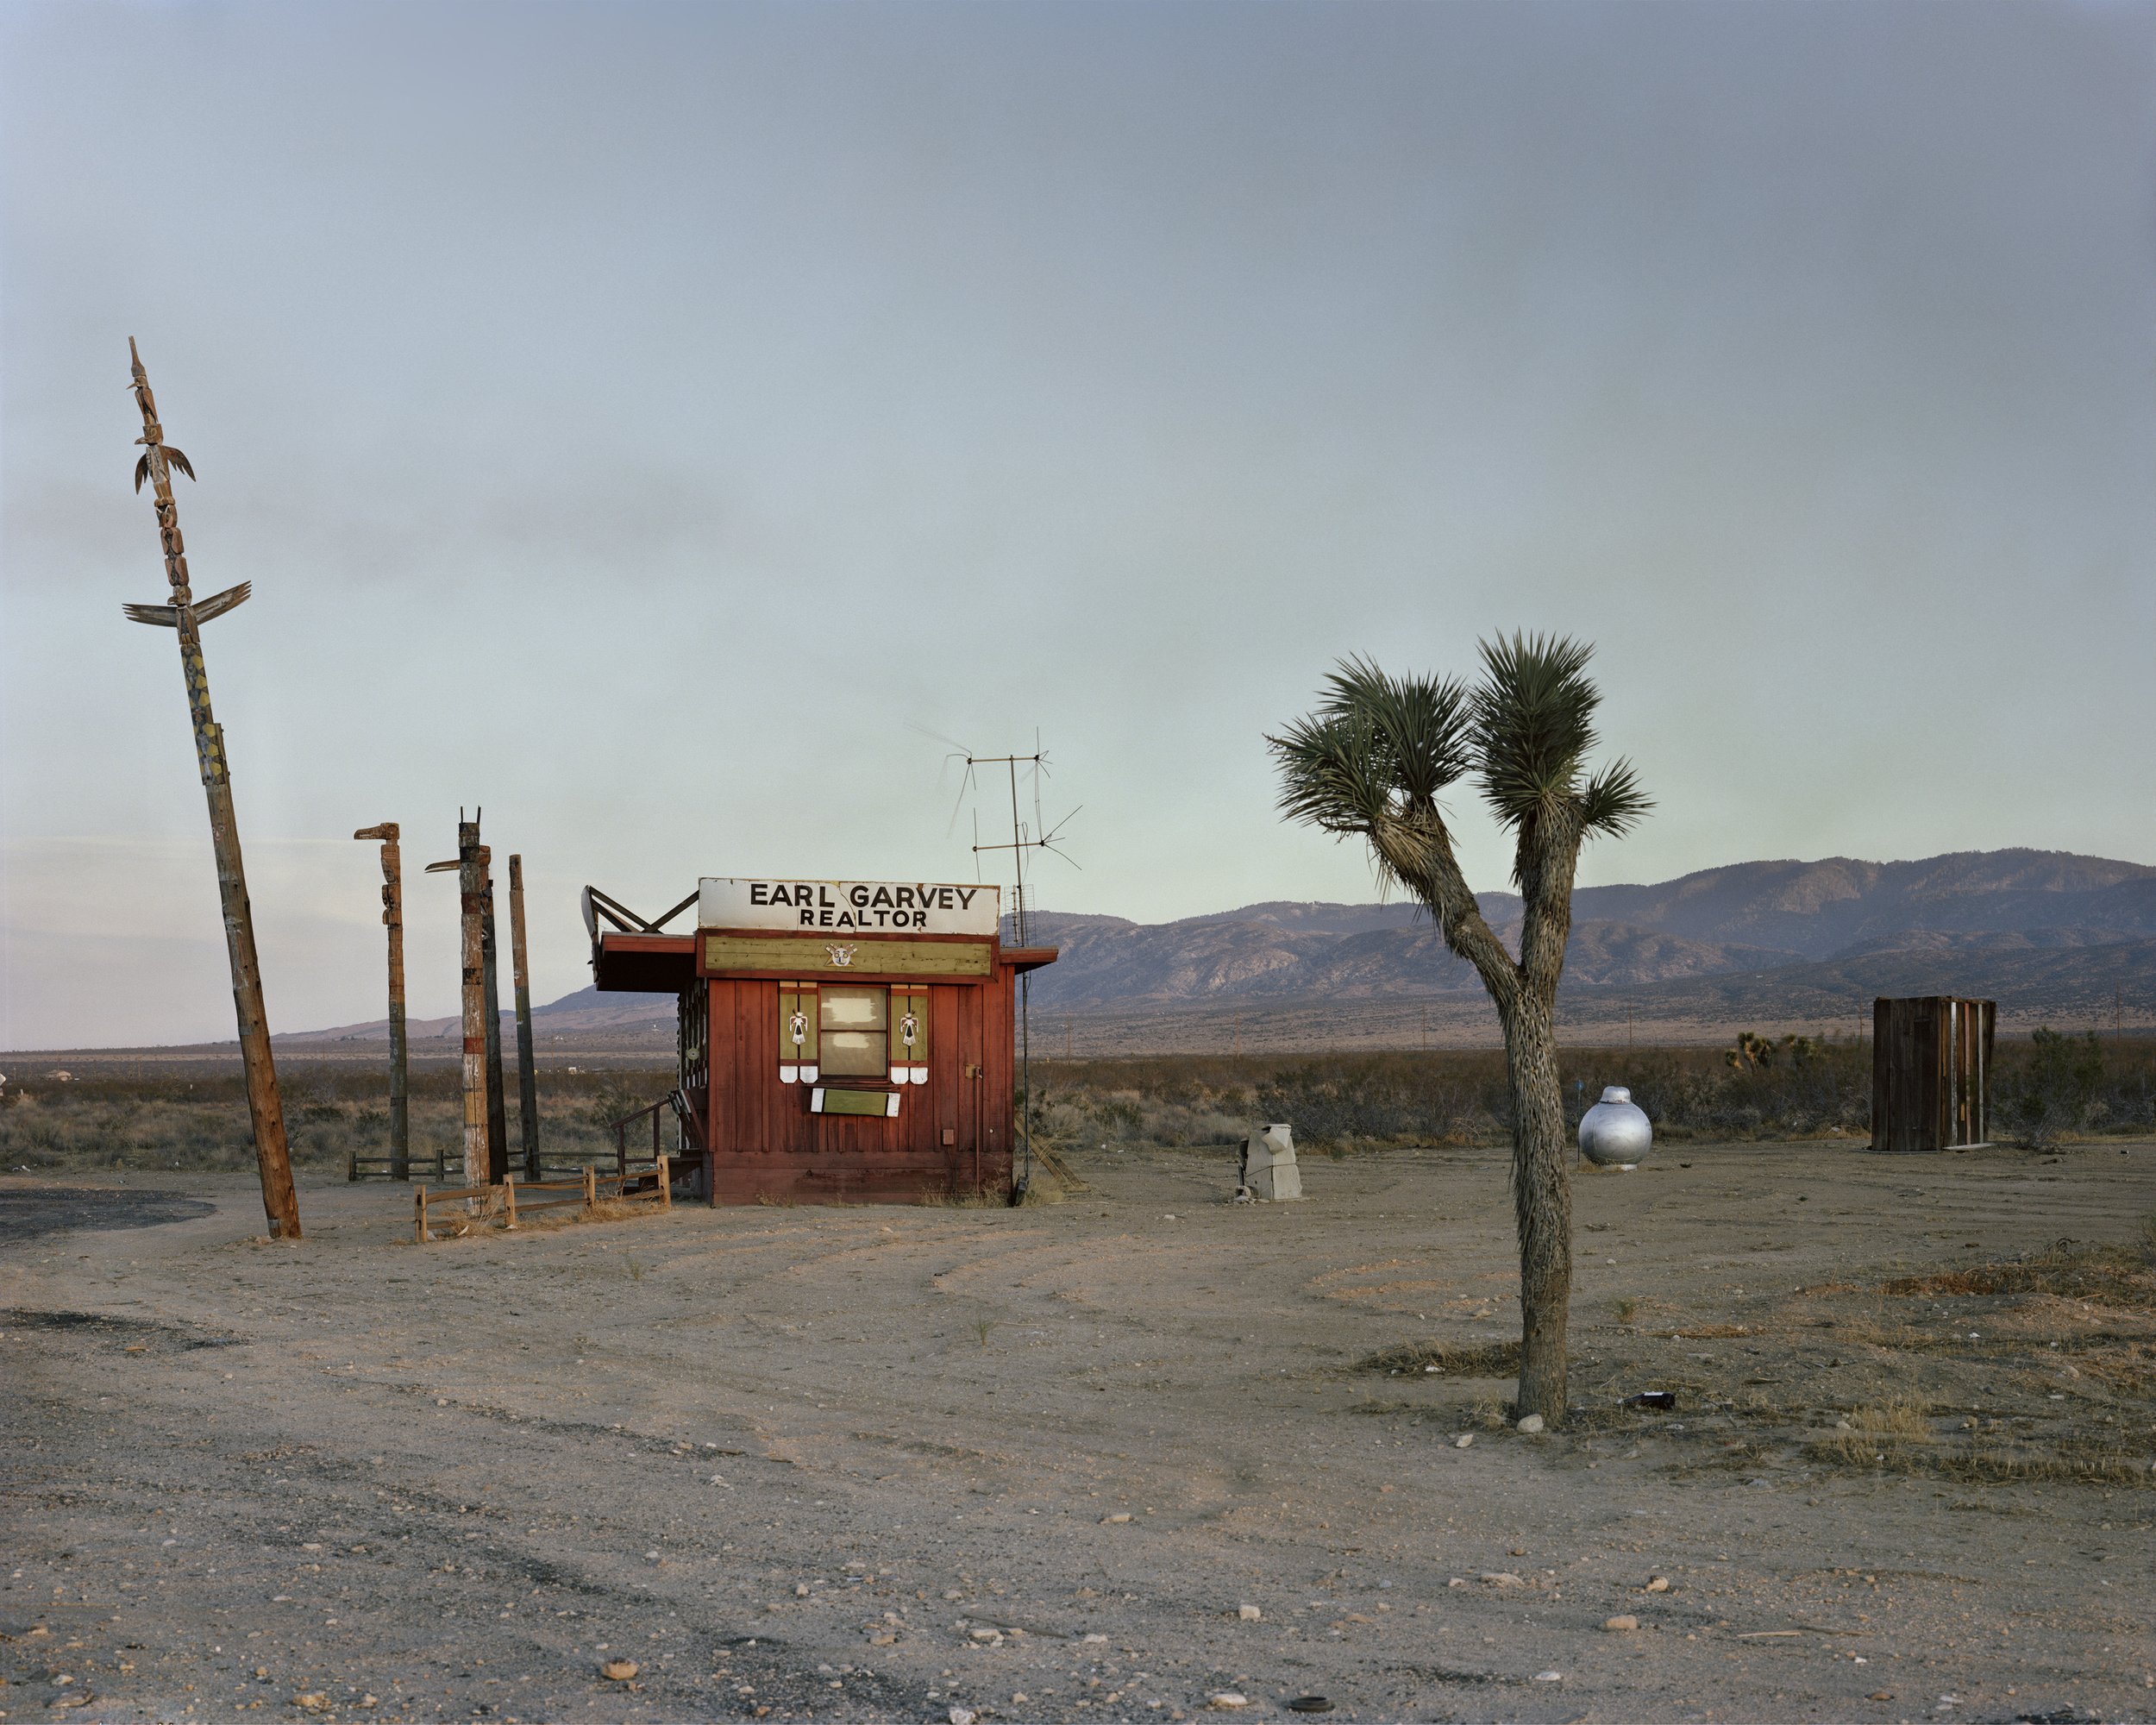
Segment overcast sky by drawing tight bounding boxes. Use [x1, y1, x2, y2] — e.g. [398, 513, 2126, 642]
[3, 0, 2153, 1049]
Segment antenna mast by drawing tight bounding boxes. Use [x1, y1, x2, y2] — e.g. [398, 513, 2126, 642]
[962, 740, 1079, 1196]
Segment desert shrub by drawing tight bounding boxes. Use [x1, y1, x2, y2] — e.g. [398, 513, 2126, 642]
[2000, 1027, 2104, 1149]
[1252, 1057, 1490, 1146]
[1032, 1041, 1883, 1149]
[0, 1060, 676, 1174]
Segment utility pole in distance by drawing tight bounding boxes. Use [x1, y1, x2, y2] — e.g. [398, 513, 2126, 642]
[121, 340, 300, 1240]
[509, 854, 541, 1179]
[354, 824, 410, 1178]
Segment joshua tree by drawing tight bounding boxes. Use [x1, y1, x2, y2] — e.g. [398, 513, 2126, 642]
[1269, 637, 1649, 1423]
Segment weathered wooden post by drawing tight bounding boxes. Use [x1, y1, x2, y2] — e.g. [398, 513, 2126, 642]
[354, 823, 410, 1178]
[426, 819, 493, 1188]
[508, 854, 542, 1178]
[120, 340, 301, 1240]
[479, 846, 510, 1184]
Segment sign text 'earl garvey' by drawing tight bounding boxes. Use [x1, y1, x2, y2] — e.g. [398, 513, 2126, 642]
[699, 877, 1001, 937]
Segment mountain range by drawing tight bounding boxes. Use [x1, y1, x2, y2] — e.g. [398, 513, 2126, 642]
[1013, 849, 2156, 1012]
[281, 849, 2156, 1048]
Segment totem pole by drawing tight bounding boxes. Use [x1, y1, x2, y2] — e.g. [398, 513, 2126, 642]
[427, 815, 508, 1186]
[353, 824, 410, 1178]
[121, 340, 301, 1239]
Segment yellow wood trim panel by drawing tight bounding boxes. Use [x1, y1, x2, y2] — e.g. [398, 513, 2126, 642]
[704, 934, 993, 978]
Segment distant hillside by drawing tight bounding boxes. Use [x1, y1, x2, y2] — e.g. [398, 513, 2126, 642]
[282, 849, 2156, 1047]
[1008, 850, 2156, 1013]
[281, 982, 677, 1048]
[1563, 851, 2156, 958]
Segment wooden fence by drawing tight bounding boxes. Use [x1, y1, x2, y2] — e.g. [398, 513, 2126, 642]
[350, 1146, 449, 1182]
[413, 1157, 674, 1243]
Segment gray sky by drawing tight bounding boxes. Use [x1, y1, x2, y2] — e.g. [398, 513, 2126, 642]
[4, 0, 2153, 1049]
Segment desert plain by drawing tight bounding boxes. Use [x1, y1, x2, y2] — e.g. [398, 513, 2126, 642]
[3, 1138, 2153, 1725]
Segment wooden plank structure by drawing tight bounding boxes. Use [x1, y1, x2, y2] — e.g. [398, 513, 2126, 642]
[588, 876, 1056, 1205]
[413, 1160, 672, 1242]
[1871, 995, 1996, 1152]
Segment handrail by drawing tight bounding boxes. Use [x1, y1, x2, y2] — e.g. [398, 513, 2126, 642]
[582, 885, 699, 936]
[606, 1089, 706, 1179]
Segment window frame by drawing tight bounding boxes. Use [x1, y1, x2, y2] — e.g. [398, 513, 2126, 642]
[816, 984, 890, 1080]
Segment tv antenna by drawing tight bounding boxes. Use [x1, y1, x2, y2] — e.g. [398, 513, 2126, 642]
[931, 731, 1080, 1195]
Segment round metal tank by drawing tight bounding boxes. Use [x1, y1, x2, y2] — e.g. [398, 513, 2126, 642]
[1579, 1085, 1652, 1168]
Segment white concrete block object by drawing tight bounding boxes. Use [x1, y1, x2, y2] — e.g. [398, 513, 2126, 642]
[1242, 1123, 1303, 1201]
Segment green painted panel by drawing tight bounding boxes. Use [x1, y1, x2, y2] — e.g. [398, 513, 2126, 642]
[817, 1086, 897, 1118]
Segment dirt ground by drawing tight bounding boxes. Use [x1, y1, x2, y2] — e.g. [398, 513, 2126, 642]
[3, 1140, 2153, 1725]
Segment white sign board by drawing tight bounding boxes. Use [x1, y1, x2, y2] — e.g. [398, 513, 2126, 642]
[699, 877, 1001, 936]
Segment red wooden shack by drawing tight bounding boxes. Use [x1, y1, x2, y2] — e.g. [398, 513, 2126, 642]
[587, 875, 1056, 1204]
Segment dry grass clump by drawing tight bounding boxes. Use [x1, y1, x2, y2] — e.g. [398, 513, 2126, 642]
[1361, 1339, 1520, 1378]
[1466, 1395, 1512, 1429]
[2071, 1347, 2156, 1397]
[920, 1186, 1006, 1208]
[1808, 1398, 1934, 1467]
[1934, 1441, 2156, 1487]
[1803, 1401, 2156, 1488]
[1883, 1238, 2156, 1309]
[1807, 1402, 1934, 1473]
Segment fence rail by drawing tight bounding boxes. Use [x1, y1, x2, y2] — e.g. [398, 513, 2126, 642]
[354, 1090, 701, 1186]
[414, 1160, 674, 1243]
[349, 1147, 450, 1182]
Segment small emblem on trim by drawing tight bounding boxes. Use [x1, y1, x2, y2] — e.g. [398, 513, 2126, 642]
[825, 944, 858, 968]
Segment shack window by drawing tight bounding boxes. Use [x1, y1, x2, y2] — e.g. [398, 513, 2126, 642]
[818, 986, 887, 1077]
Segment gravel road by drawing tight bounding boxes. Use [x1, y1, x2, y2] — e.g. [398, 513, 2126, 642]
[2, 1142, 2151, 1723]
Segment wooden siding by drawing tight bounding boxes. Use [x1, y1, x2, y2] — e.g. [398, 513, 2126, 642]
[695, 965, 1018, 1205]
[1871, 995, 1995, 1152]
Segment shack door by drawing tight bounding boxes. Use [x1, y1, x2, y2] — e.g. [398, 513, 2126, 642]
[937, 982, 991, 1192]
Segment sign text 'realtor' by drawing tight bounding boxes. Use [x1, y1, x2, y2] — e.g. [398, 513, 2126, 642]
[698, 878, 1001, 936]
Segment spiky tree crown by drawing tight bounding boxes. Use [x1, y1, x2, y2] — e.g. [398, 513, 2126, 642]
[1269, 634, 1647, 886]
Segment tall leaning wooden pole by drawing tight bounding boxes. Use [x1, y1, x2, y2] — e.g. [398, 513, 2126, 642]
[121, 339, 302, 1239]
[353, 824, 410, 1178]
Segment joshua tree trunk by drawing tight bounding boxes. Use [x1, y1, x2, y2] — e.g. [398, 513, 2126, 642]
[1496, 990, 1571, 1421]
[1369, 810, 1578, 1424]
